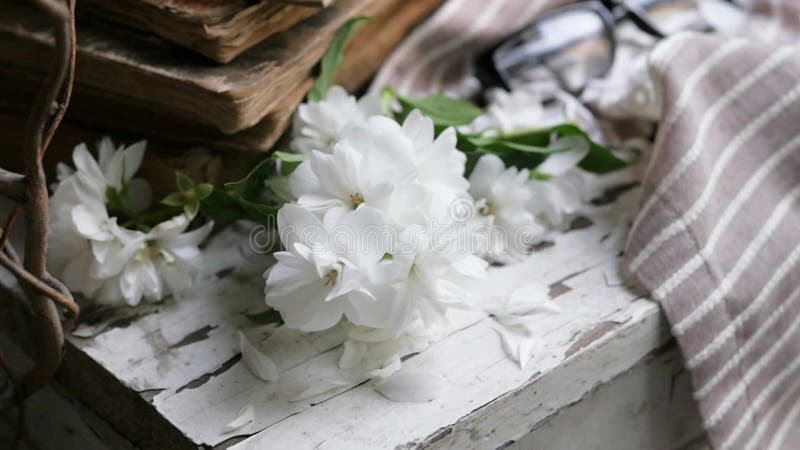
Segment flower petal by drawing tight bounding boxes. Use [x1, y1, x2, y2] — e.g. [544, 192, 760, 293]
[338, 339, 367, 369]
[71, 143, 105, 194]
[374, 369, 444, 403]
[277, 204, 325, 250]
[122, 140, 147, 181]
[536, 136, 589, 177]
[468, 154, 505, 197]
[223, 404, 254, 433]
[492, 322, 543, 369]
[366, 354, 401, 379]
[239, 331, 279, 382]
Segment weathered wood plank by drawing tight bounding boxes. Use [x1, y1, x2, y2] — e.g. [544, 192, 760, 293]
[49, 174, 678, 449]
[230, 264, 660, 449]
[509, 344, 704, 450]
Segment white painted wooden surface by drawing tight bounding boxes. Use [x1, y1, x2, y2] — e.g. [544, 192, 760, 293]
[58, 173, 697, 449]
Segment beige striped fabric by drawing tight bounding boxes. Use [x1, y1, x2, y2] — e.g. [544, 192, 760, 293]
[627, 4, 800, 449]
[369, 0, 567, 97]
[373, 1, 800, 448]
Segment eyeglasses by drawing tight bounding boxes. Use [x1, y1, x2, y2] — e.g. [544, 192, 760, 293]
[476, 0, 739, 94]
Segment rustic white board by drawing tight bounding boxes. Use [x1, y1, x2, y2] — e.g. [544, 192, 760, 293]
[57, 175, 693, 449]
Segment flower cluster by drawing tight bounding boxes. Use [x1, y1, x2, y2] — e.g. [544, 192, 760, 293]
[267, 99, 488, 335]
[467, 86, 599, 247]
[48, 138, 213, 307]
[266, 84, 604, 340]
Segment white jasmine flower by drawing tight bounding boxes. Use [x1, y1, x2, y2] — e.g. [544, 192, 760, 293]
[114, 215, 214, 305]
[528, 136, 595, 229]
[528, 170, 594, 230]
[48, 139, 213, 307]
[288, 116, 417, 223]
[264, 204, 402, 332]
[289, 111, 468, 227]
[465, 85, 603, 142]
[276, 108, 485, 337]
[49, 188, 139, 301]
[468, 154, 540, 261]
[465, 85, 601, 232]
[290, 85, 383, 155]
[71, 137, 152, 213]
[401, 110, 469, 199]
[387, 227, 488, 328]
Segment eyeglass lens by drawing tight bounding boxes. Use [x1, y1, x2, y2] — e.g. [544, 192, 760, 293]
[493, 7, 613, 92]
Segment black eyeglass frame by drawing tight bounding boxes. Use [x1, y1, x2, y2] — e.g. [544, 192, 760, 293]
[477, 0, 734, 94]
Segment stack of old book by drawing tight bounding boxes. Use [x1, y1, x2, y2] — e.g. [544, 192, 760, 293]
[0, 0, 442, 187]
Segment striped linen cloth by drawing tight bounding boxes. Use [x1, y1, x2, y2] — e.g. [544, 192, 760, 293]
[627, 7, 800, 450]
[369, 0, 567, 97]
[372, 0, 800, 448]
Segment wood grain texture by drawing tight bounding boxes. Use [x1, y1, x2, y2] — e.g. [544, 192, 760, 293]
[43, 172, 684, 449]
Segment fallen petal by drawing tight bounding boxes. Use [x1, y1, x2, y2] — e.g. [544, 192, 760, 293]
[239, 331, 279, 382]
[492, 323, 543, 370]
[374, 370, 444, 403]
[223, 404, 254, 433]
[367, 354, 402, 379]
[506, 283, 559, 316]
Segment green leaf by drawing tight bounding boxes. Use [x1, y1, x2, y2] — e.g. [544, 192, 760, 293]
[200, 190, 247, 221]
[224, 158, 276, 202]
[200, 190, 278, 224]
[194, 183, 214, 200]
[272, 151, 307, 176]
[184, 201, 199, 217]
[384, 86, 483, 127]
[460, 123, 627, 176]
[307, 17, 371, 102]
[161, 192, 185, 207]
[245, 309, 284, 325]
[197, 157, 283, 224]
[550, 124, 627, 174]
[264, 176, 294, 204]
[105, 186, 123, 211]
[175, 172, 194, 191]
[239, 201, 278, 224]
[530, 171, 553, 181]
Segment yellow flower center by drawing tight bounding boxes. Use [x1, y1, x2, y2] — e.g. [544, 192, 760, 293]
[350, 193, 365, 208]
[323, 269, 338, 287]
[479, 201, 496, 216]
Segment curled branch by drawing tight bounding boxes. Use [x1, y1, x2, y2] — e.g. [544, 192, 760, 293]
[0, 248, 78, 318]
[0, 0, 79, 399]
